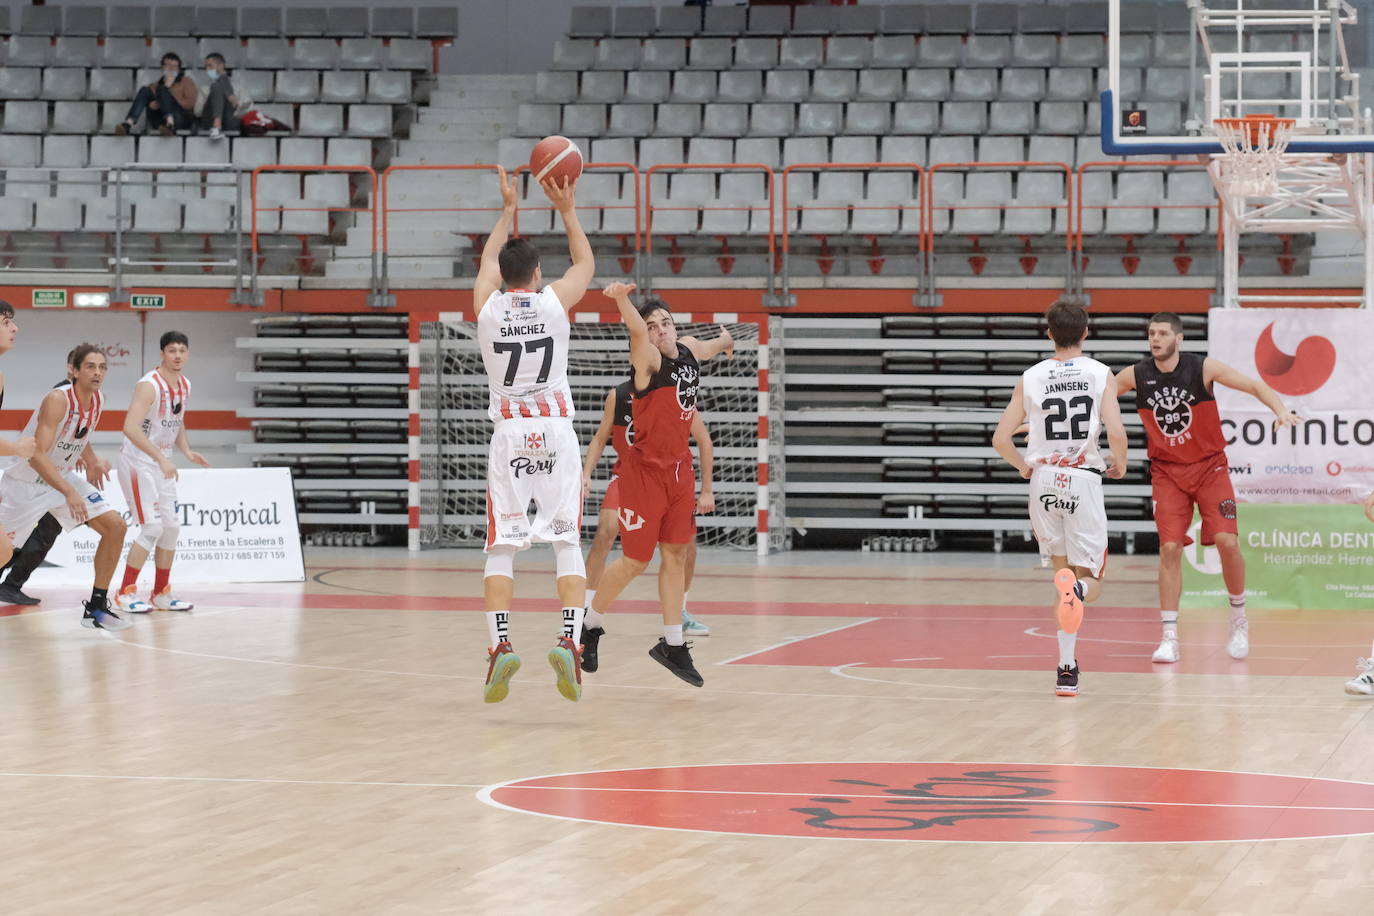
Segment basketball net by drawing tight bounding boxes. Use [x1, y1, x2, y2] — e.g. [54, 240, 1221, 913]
[1212, 115, 1296, 197]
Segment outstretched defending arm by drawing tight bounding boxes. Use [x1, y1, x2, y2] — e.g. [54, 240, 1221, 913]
[1205, 358, 1300, 429]
[992, 379, 1033, 479]
[604, 282, 661, 388]
[545, 177, 595, 310]
[1100, 374, 1129, 479]
[472, 168, 519, 313]
[681, 325, 734, 363]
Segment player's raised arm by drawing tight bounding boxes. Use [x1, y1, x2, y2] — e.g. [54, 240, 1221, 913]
[992, 378, 1033, 479]
[1204, 358, 1299, 428]
[545, 177, 594, 310]
[1100, 373, 1129, 479]
[681, 325, 734, 363]
[582, 387, 617, 498]
[690, 413, 715, 514]
[1114, 363, 1137, 395]
[473, 167, 519, 313]
[604, 282, 661, 382]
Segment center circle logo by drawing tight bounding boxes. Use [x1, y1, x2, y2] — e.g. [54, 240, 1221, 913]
[1152, 396, 1192, 437]
[1327, 461, 1342, 477]
[479, 762, 1374, 844]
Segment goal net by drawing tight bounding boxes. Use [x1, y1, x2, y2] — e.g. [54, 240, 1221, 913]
[418, 315, 785, 553]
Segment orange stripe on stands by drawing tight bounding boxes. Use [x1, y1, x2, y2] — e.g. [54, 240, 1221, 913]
[0, 409, 252, 431]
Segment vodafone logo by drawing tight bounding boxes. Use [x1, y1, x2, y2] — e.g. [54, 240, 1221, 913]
[1254, 323, 1336, 396]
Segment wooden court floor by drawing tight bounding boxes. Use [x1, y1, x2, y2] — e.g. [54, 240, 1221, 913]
[2, 546, 1373, 915]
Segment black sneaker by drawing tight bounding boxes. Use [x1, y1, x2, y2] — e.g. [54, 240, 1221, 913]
[579, 625, 604, 673]
[1055, 662, 1080, 697]
[0, 582, 39, 606]
[649, 638, 704, 687]
[80, 599, 132, 632]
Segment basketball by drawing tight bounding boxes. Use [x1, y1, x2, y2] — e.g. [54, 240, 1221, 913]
[529, 135, 583, 186]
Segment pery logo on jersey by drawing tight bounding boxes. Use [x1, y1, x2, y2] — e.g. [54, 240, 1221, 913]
[1144, 385, 1196, 446]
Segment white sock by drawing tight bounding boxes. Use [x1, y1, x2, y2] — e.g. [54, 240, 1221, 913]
[1057, 629, 1077, 668]
[585, 588, 596, 608]
[561, 606, 584, 645]
[1161, 610, 1179, 641]
[664, 624, 684, 646]
[584, 607, 605, 629]
[485, 611, 510, 650]
[1228, 592, 1247, 621]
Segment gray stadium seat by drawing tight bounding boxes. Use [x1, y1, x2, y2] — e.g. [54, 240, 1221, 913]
[668, 72, 713, 105]
[1154, 34, 1194, 67]
[735, 38, 778, 70]
[748, 103, 796, 137]
[367, 71, 412, 105]
[812, 70, 858, 102]
[19, 6, 62, 35]
[979, 136, 1025, 162]
[552, 40, 596, 71]
[614, 6, 656, 37]
[718, 71, 763, 104]
[371, 7, 414, 38]
[1159, 171, 1213, 233]
[872, 36, 918, 69]
[240, 8, 283, 37]
[881, 135, 925, 165]
[606, 104, 653, 138]
[1028, 136, 1076, 165]
[278, 138, 326, 165]
[929, 136, 975, 164]
[658, 6, 702, 37]
[137, 135, 182, 163]
[791, 5, 836, 36]
[1011, 35, 1058, 69]
[1040, 102, 1086, 135]
[954, 173, 1012, 234]
[569, 6, 611, 38]
[1105, 171, 1163, 234]
[581, 72, 624, 104]
[907, 69, 952, 102]
[0, 198, 35, 231]
[86, 69, 134, 102]
[2, 101, 47, 133]
[327, 139, 372, 167]
[41, 135, 87, 168]
[232, 138, 279, 170]
[293, 39, 340, 70]
[917, 36, 962, 68]
[89, 136, 135, 168]
[952, 69, 999, 102]
[825, 37, 871, 69]
[83, 196, 130, 232]
[274, 71, 322, 104]
[589, 137, 634, 164]
[1059, 35, 1106, 68]
[734, 138, 780, 169]
[327, 8, 370, 37]
[155, 171, 202, 201]
[1004, 172, 1063, 235]
[195, 7, 237, 37]
[595, 39, 642, 70]
[779, 38, 824, 71]
[6, 168, 52, 198]
[1063, 0, 1109, 33]
[1000, 69, 1046, 102]
[236, 71, 275, 104]
[856, 70, 902, 102]
[339, 39, 385, 71]
[346, 105, 391, 138]
[638, 138, 683, 171]
[298, 105, 344, 138]
[1145, 68, 1190, 100]
[183, 199, 233, 233]
[286, 8, 327, 37]
[882, 5, 924, 35]
[846, 102, 892, 135]
[893, 102, 939, 135]
[322, 71, 367, 105]
[925, 4, 972, 34]
[102, 38, 150, 68]
[687, 38, 732, 70]
[385, 40, 431, 71]
[833, 135, 877, 162]
[641, 39, 686, 71]
[416, 7, 458, 38]
[6, 37, 52, 68]
[1121, 35, 1153, 68]
[535, 72, 577, 104]
[702, 5, 746, 37]
[1113, 68, 1145, 104]
[796, 103, 842, 136]
[943, 101, 990, 134]
[54, 38, 101, 68]
[1047, 69, 1094, 101]
[783, 136, 827, 165]
[185, 136, 231, 165]
[1018, 5, 1065, 34]
[51, 102, 99, 135]
[245, 39, 290, 71]
[108, 6, 153, 37]
[563, 103, 608, 137]
[764, 71, 810, 104]
[702, 103, 749, 138]
[152, 6, 193, 35]
[747, 6, 790, 35]
[686, 137, 732, 163]
[517, 104, 560, 137]
[966, 36, 1012, 68]
[35, 198, 83, 232]
[134, 199, 182, 232]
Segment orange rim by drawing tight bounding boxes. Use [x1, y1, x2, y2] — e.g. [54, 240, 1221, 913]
[1214, 115, 1296, 147]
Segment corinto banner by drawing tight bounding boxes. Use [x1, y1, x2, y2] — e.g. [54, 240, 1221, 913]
[31, 468, 304, 585]
[1208, 309, 1374, 504]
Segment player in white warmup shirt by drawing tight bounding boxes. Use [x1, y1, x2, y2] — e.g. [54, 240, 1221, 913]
[114, 330, 209, 615]
[993, 299, 1128, 697]
[473, 168, 594, 704]
[0, 343, 130, 630]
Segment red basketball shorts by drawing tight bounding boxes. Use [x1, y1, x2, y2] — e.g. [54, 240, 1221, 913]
[1150, 456, 1239, 547]
[614, 458, 696, 563]
[601, 474, 622, 514]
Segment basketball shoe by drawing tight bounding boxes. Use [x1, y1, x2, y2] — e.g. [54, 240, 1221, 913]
[0, 582, 39, 606]
[152, 587, 194, 611]
[580, 625, 604, 673]
[1053, 568, 1083, 635]
[649, 638, 703, 687]
[1226, 616, 1249, 660]
[81, 599, 132, 632]
[1055, 663, 1079, 697]
[114, 584, 153, 614]
[682, 610, 711, 637]
[483, 641, 520, 703]
[1344, 652, 1374, 696]
[1151, 636, 1180, 663]
[547, 636, 582, 702]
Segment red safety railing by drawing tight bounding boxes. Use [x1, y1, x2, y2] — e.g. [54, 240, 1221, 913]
[511, 162, 642, 279]
[1075, 160, 1218, 279]
[643, 163, 776, 296]
[924, 161, 1074, 281]
[251, 164, 378, 277]
[781, 162, 923, 284]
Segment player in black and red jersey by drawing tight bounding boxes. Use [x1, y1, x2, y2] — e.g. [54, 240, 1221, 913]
[1115, 312, 1298, 664]
[579, 283, 732, 686]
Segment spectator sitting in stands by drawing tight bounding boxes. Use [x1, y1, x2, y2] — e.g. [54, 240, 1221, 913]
[197, 53, 243, 141]
[115, 52, 197, 137]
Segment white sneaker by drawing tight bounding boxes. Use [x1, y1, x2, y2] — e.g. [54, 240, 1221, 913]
[114, 584, 153, 614]
[1227, 617, 1249, 660]
[152, 588, 194, 611]
[682, 610, 710, 637]
[1345, 656, 1374, 696]
[208, 127, 223, 140]
[1152, 636, 1180, 664]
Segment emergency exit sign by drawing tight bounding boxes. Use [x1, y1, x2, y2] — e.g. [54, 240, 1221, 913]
[131, 294, 166, 309]
[32, 289, 67, 308]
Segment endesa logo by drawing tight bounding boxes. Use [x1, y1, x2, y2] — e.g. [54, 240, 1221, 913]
[1254, 323, 1337, 396]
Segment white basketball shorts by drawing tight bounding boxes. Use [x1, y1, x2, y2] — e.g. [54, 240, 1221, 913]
[117, 451, 178, 528]
[0, 468, 118, 547]
[1028, 465, 1108, 577]
[484, 417, 582, 551]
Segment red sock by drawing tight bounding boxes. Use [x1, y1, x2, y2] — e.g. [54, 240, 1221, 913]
[120, 564, 140, 592]
[153, 566, 170, 595]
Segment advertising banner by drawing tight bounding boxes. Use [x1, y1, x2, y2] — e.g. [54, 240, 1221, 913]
[30, 468, 304, 585]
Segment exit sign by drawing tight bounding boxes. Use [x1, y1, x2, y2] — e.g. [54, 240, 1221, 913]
[131, 294, 166, 309]
[32, 289, 67, 308]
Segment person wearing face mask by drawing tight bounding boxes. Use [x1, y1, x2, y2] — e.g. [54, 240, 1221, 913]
[116, 52, 197, 137]
[197, 53, 242, 141]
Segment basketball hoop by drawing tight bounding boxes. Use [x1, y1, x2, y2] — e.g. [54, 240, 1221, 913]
[1213, 115, 1296, 197]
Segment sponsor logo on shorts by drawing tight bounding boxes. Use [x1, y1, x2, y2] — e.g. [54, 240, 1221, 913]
[510, 456, 555, 478]
[499, 511, 525, 521]
[1039, 493, 1080, 514]
[1219, 498, 1237, 520]
[617, 508, 646, 531]
[1053, 472, 1072, 490]
[525, 433, 545, 451]
[550, 518, 576, 535]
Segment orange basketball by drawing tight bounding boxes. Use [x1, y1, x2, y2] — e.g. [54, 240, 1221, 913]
[529, 135, 584, 187]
